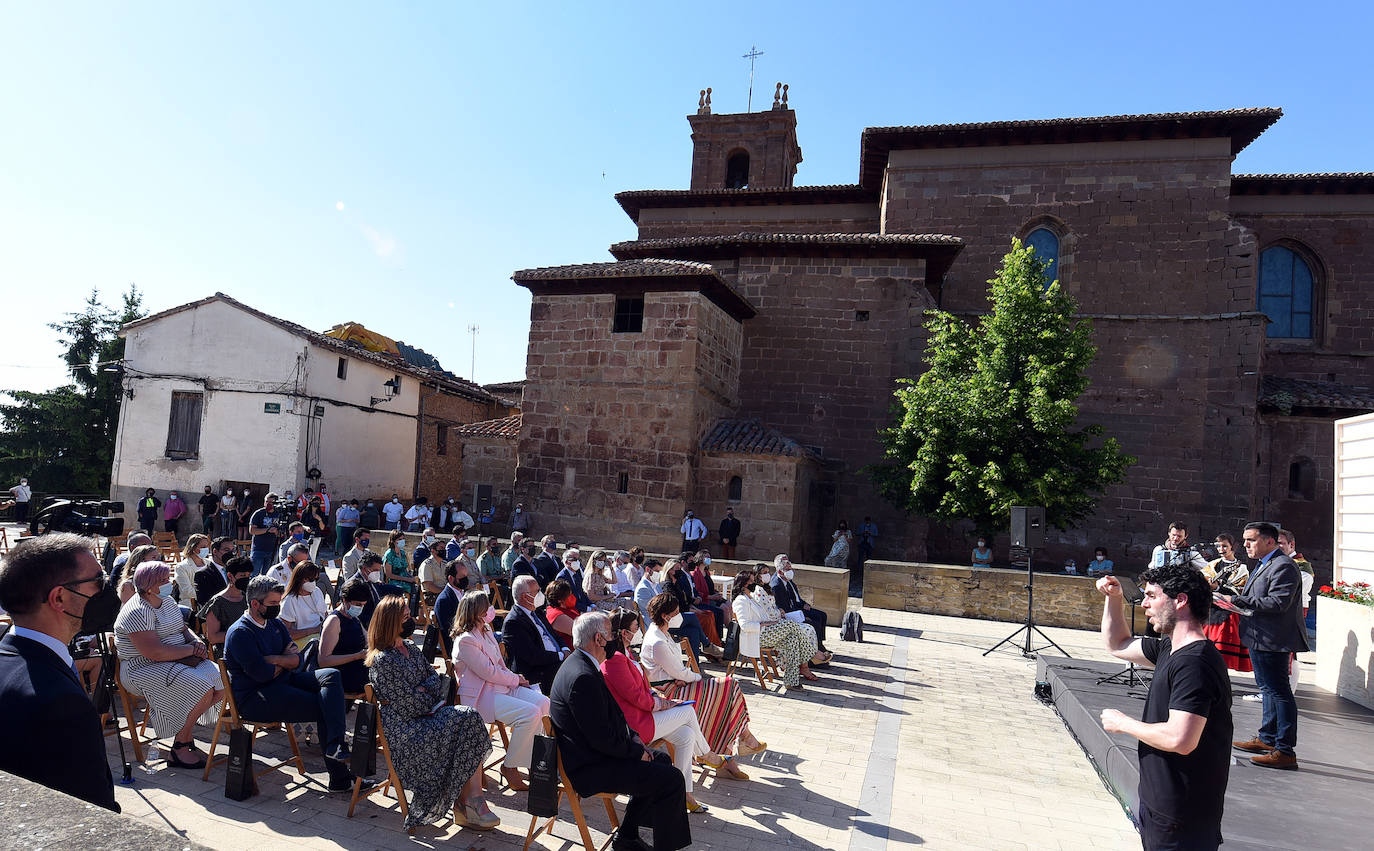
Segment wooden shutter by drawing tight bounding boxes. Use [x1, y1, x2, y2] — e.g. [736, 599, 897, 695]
[166, 391, 204, 458]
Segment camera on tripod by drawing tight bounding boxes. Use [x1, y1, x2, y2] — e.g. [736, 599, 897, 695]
[28, 498, 125, 537]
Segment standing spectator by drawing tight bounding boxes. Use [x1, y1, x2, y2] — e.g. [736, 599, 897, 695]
[857, 517, 879, 564]
[404, 497, 431, 532]
[235, 489, 253, 538]
[971, 536, 993, 568]
[136, 488, 162, 534]
[680, 510, 707, 553]
[510, 502, 531, 536]
[358, 499, 381, 531]
[450, 501, 475, 535]
[197, 486, 218, 535]
[718, 507, 741, 559]
[1217, 522, 1309, 770]
[316, 484, 332, 517]
[7, 477, 32, 524]
[162, 491, 186, 535]
[381, 494, 405, 531]
[1087, 547, 1115, 577]
[301, 498, 328, 544]
[218, 488, 237, 538]
[248, 492, 284, 578]
[0, 532, 122, 811]
[335, 499, 360, 555]
[825, 520, 852, 569]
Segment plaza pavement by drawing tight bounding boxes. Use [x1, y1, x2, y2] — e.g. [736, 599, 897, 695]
[100, 602, 1147, 851]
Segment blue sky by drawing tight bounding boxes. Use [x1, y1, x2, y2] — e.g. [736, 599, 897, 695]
[1, 1, 1370, 395]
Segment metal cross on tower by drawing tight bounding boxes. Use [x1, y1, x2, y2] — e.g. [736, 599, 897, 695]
[743, 45, 764, 111]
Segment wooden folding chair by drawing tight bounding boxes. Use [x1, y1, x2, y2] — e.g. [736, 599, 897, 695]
[0, 527, 9, 553]
[92, 653, 150, 762]
[523, 718, 622, 851]
[724, 651, 774, 690]
[679, 638, 702, 676]
[202, 659, 307, 783]
[347, 684, 412, 831]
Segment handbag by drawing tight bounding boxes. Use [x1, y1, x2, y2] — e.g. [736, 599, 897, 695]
[721, 621, 740, 662]
[224, 726, 255, 800]
[422, 622, 442, 663]
[526, 734, 560, 817]
[351, 700, 378, 778]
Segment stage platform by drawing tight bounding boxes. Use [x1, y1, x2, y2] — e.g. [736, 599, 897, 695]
[1038, 656, 1374, 850]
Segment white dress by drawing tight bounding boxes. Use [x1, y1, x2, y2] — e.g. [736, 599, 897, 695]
[114, 595, 221, 736]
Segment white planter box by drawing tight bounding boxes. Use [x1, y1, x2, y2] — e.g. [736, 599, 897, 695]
[1314, 594, 1374, 711]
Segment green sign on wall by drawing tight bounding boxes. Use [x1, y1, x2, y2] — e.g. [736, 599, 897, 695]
[264, 402, 281, 414]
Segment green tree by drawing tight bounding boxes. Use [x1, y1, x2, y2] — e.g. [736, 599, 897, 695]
[0, 286, 145, 494]
[871, 240, 1134, 535]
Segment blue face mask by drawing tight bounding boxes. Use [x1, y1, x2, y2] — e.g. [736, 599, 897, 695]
[292, 533, 305, 542]
[346, 604, 365, 618]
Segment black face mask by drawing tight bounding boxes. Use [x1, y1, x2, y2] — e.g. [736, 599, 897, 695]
[456, 576, 470, 591]
[234, 576, 250, 592]
[64, 579, 121, 635]
[262, 604, 282, 620]
[359, 539, 370, 548]
[604, 638, 624, 656]
[745, 583, 758, 595]
[401, 617, 417, 637]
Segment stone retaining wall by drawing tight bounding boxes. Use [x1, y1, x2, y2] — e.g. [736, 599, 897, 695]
[863, 559, 1105, 630]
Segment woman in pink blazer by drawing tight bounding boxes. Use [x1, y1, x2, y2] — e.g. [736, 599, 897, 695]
[451, 591, 549, 790]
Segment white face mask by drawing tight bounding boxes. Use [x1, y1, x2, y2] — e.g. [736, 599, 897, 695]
[783, 569, 795, 581]
[199, 548, 210, 559]
[302, 581, 317, 594]
[242, 489, 248, 495]
[569, 559, 580, 571]
[368, 570, 383, 583]
[977, 541, 986, 548]
[1096, 555, 1105, 561]
[667, 612, 684, 629]
[758, 573, 771, 584]
[531, 591, 546, 608]
[424, 536, 436, 545]
[157, 582, 175, 598]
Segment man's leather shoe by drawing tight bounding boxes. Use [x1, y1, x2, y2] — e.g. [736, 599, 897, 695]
[609, 828, 651, 851]
[1251, 750, 1298, 770]
[1232, 737, 1273, 754]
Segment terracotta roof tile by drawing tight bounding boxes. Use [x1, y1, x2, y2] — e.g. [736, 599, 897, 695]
[615, 185, 876, 223]
[455, 414, 521, 439]
[1232, 173, 1374, 195]
[700, 418, 819, 459]
[512, 259, 719, 281]
[1260, 376, 1374, 413]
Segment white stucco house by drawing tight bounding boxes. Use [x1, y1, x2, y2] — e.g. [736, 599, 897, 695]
[110, 293, 501, 530]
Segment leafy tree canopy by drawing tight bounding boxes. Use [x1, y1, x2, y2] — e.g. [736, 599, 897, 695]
[871, 240, 1134, 534]
[0, 286, 145, 495]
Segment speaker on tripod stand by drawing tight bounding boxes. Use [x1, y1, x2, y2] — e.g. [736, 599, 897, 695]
[983, 506, 1070, 659]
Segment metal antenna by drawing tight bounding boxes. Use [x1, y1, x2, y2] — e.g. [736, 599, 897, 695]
[743, 45, 764, 111]
[467, 324, 479, 381]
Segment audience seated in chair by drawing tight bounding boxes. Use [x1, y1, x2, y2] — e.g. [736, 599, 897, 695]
[731, 570, 819, 690]
[200, 555, 252, 654]
[501, 575, 568, 695]
[432, 559, 470, 639]
[318, 578, 371, 694]
[769, 554, 832, 662]
[279, 561, 330, 652]
[544, 579, 579, 648]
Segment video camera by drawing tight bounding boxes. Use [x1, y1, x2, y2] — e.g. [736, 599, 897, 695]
[29, 498, 125, 537]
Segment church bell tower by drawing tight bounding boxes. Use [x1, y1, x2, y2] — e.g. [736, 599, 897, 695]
[687, 84, 803, 191]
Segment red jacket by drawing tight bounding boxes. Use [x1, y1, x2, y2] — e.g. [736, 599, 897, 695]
[600, 651, 655, 744]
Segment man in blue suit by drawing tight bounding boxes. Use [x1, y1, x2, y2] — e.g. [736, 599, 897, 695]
[0, 533, 120, 811]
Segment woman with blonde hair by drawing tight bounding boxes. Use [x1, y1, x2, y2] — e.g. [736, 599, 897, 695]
[174, 533, 211, 608]
[366, 595, 496, 831]
[451, 591, 550, 791]
[114, 562, 223, 768]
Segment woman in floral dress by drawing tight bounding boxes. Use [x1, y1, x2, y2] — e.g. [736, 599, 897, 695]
[365, 596, 497, 831]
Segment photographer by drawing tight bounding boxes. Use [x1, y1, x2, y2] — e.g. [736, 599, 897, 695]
[248, 492, 285, 577]
[1148, 522, 1209, 573]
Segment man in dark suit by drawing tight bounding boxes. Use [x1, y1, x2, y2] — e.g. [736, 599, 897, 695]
[532, 535, 561, 589]
[0, 533, 121, 811]
[194, 536, 236, 606]
[549, 610, 690, 851]
[1218, 521, 1310, 770]
[509, 539, 539, 583]
[502, 574, 567, 694]
[770, 554, 832, 660]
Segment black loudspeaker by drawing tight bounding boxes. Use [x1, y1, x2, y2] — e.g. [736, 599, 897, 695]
[1010, 506, 1046, 549]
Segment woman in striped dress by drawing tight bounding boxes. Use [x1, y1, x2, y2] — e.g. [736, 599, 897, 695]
[114, 562, 223, 769]
[640, 594, 765, 778]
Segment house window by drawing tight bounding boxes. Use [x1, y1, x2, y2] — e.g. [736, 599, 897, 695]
[725, 150, 751, 189]
[166, 391, 204, 459]
[617, 472, 629, 494]
[336, 357, 348, 380]
[1258, 245, 1315, 339]
[392, 375, 403, 395]
[727, 475, 743, 502]
[436, 425, 448, 456]
[613, 297, 644, 333]
[1288, 457, 1316, 501]
[1025, 227, 1060, 290]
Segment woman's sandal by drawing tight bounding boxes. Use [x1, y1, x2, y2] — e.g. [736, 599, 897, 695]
[454, 799, 500, 831]
[686, 800, 710, 814]
[736, 739, 767, 758]
[168, 740, 206, 769]
[719, 757, 750, 780]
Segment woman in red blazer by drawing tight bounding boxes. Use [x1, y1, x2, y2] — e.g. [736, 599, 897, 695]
[599, 609, 725, 814]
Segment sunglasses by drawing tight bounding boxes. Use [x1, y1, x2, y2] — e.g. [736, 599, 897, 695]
[61, 572, 108, 593]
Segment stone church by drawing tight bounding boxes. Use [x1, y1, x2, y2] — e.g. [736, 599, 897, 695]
[480, 86, 1371, 582]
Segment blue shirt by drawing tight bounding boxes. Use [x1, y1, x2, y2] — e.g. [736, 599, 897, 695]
[336, 505, 360, 527]
[224, 612, 293, 702]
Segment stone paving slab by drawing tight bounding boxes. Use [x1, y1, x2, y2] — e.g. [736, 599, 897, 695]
[102, 605, 1145, 850]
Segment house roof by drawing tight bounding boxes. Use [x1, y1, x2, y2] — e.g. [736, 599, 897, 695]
[455, 414, 521, 439]
[609, 232, 965, 283]
[1260, 376, 1374, 413]
[859, 107, 1283, 189]
[615, 184, 878, 224]
[512, 259, 756, 321]
[1232, 173, 1374, 195]
[120, 293, 497, 404]
[700, 418, 819, 460]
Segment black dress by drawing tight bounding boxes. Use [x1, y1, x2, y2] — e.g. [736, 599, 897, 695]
[330, 612, 369, 693]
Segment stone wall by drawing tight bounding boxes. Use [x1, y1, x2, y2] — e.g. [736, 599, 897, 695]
[416, 386, 508, 503]
[693, 453, 813, 560]
[862, 559, 1106, 630]
[459, 435, 518, 532]
[636, 203, 879, 240]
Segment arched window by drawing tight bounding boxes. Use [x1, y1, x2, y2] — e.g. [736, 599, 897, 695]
[1258, 245, 1315, 339]
[1288, 457, 1316, 501]
[727, 475, 743, 502]
[1025, 227, 1060, 290]
[725, 151, 750, 189]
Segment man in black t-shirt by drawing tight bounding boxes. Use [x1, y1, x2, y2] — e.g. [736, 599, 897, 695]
[1098, 564, 1233, 851]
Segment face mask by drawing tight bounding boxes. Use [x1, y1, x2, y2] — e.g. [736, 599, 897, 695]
[157, 582, 175, 598]
[745, 583, 757, 595]
[65, 580, 120, 634]
[483, 606, 497, 624]
[262, 604, 282, 620]
[703, 557, 711, 566]
[457, 576, 470, 591]
[302, 581, 317, 594]
[569, 559, 580, 571]
[346, 604, 365, 618]
[391, 498, 399, 504]
[604, 637, 623, 656]
[977, 541, 986, 548]
[514, 508, 522, 514]
[1096, 555, 1105, 562]
[532, 591, 546, 608]
[359, 538, 371, 548]
[292, 533, 305, 542]
[367, 502, 374, 507]
[396, 540, 406, 550]
[758, 573, 771, 584]
[465, 549, 476, 558]
[783, 569, 795, 581]
[424, 535, 436, 545]
[401, 617, 416, 637]
[368, 570, 383, 583]
[197, 547, 209, 559]
[234, 576, 250, 591]
[667, 612, 684, 629]
[242, 490, 248, 495]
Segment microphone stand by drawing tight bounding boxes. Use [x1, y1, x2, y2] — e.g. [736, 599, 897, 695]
[1096, 583, 1150, 687]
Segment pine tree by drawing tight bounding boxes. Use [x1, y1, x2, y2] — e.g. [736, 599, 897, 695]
[871, 240, 1134, 534]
